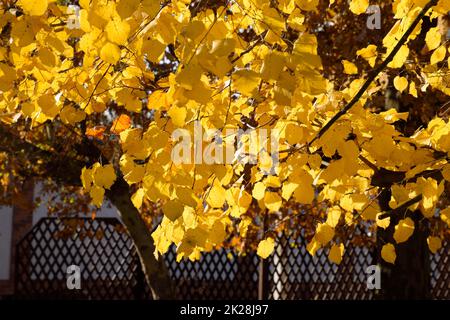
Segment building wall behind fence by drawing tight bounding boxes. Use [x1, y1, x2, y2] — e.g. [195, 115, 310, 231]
[0, 182, 121, 298]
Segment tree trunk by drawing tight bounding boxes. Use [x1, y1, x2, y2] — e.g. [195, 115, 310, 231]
[376, 189, 431, 299]
[108, 178, 174, 300]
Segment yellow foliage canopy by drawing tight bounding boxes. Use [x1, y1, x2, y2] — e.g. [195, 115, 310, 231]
[1, 0, 449, 264]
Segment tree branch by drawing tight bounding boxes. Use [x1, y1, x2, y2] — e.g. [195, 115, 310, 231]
[378, 194, 423, 220]
[231, 30, 268, 64]
[308, 0, 438, 147]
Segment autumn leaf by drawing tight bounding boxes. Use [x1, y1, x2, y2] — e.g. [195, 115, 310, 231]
[342, 60, 358, 75]
[349, 0, 369, 15]
[100, 42, 122, 65]
[257, 237, 275, 259]
[381, 243, 396, 264]
[427, 236, 442, 253]
[329, 243, 345, 264]
[393, 76, 408, 93]
[111, 114, 131, 134]
[18, 0, 48, 16]
[393, 217, 415, 243]
[85, 126, 106, 140]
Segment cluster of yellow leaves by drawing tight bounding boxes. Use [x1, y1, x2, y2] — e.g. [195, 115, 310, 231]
[2, 0, 449, 264]
[81, 163, 116, 207]
[134, 0, 332, 260]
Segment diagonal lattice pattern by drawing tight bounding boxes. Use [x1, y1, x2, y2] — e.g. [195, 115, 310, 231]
[165, 247, 259, 300]
[430, 240, 449, 300]
[14, 218, 448, 300]
[15, 218, 151, 300]
[266, 232, 375, 300]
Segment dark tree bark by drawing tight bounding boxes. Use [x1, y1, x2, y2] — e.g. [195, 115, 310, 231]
[107, 179, 174, 300]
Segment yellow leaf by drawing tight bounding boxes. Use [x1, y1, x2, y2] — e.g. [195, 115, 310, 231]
[147, 91, 167, 110]
[306, 237, 321, 256]
[238, 217, 252, 237]
[232, 70, 260, 97]
[175, 64, 202, 91]
[357, 45, 377, 67]
[388, 45, 409, 69]
[141, 0, 161, 17]
[257, 237, 275, 259]
[376, 213, 390, 229]
[440, 207, 450, 227]
[90, 185, 105, 207]
[206, 181, 226, 208]
[111, 114, 131, 134]
[294, 0, 319, 11]
[361, 202, 379, 221]
[182, 207, 198, 230]
[38, 94, 60, 119]
[81, 166, 93, 192]
[393, 76, 408, 93]
[393, 217, 415, 243]
[427, 236, 442, 254]
[116, 0, 140, 19]
[291, 170, 315, 204]
[287, 8, 305, 30]
[425, 27, 442, 51]
[381, 243, 396, 264]
[93, 164, 116, 189]
[380, 109, 409, 123]
[315, 223, 334, 245]
[342, 60, 358, 75]
[131, 188, 145, 210]
[442, 164, 450, 181]
[284, 123, 304, 145]
[264, 176, 281, 188]
[162, 200, 184, 221]
[168, 105, 187, 127]
[18, 0, 48, 16]
[326, 206, 341, 227]
[252, 182, 266, 201]
[121, 160, 145, 185]
[409, 82, 418, 97]
[293, 33, 318, 55]
[261, 52, 285, 81]
[340, 193, 367, 212]
[100, 42, 122, 65]
[293, 183, 315, 204]
[21, 102, 37, 117]
[430, 46, 446, 65]
[349, 0, 369, 15]
[142, 39, 166, 63]
[176, 187, 199, 208]
[60, 105, 86, 125]
[264, 192, 282, 213]
[417, 177, 443, 217]
[260, 7, 285, 33]
[105, 17, 131, 45]
[281, 181, 298, 201]
[329, 243, 344, 264]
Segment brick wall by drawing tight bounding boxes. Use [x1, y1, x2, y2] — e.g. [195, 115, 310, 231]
[0, 179, 34, 297]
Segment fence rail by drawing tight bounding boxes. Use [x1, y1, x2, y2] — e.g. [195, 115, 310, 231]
[14, 218, 449, 300]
